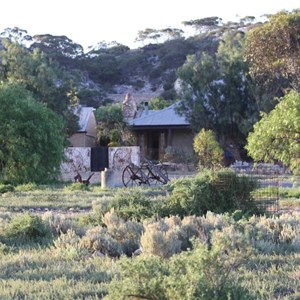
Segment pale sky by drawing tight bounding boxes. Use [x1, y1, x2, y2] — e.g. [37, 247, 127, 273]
[0, 0, 299, 51]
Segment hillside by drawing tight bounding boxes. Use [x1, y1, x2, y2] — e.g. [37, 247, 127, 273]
[0, 19, 256, 107]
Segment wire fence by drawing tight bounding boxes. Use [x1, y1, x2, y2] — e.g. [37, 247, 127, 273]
[231, 164, 284, 213]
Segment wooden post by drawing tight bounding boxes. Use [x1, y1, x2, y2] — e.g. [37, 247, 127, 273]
[101, 168, 107, 189]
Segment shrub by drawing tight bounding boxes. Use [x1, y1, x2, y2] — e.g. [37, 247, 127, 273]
[102, 210, 143, 255]
[141, 219, 181, 258]
[80, 226, 122, 257]
[53, 229, 88, 259]
[63, 182, 90, 191]
[42, 211, 78, 237]
[109, 189, 153, 221]
[193, 129, 224, 169]
[6, 213, 51, 242]
[107, 227, 253, 300]
[166, 169, 258, 217]
[0, 184, 14, 194]
[15, 182, 38, 192]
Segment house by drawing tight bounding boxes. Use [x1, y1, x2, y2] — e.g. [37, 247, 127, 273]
[68, 106, 97, 147]
[127, 102, 194, 161]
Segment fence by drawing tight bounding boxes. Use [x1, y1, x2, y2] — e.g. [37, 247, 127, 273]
[230, 162, 288, 213]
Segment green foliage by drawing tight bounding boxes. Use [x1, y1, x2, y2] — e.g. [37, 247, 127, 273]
[0, 82, 65, 184]
[246, 90, 300, 174]
[177, 32, 258, 158]
[15, 182, 38, 192]
[0, 184, 15, 194]
[95, 104, 132, 146]
[245, 10, 300, 90]
[63, 182, 90, 192]
[0, 40, 79, 122]
[108, 189, 153, 221]
[166, 169, 258, 217]
[6, 214, 51, 242]
[194, 128, 224, 169]
[148, 96, 170, 110]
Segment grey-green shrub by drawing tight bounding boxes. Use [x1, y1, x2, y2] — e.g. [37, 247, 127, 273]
[141, 218, 182, 258]
[102, 210, 143, 255]
[81, 226, 122, 257]
[107, 227, 254, 300]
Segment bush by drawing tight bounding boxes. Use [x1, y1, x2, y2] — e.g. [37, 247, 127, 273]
[0, 184, 14, 194]
[141, 219, 181, 258]
[6, 214, 51, 242]
[106, 227, 253, 300]
[81, 227, 122, 257]
[15, 182, 38, 192]
[193, 129, 224, 169]
[102, 210, 143, 256]
[63, 182, 90, 191]
[166, 169, 258, 217]
[109, 189, 153, 221]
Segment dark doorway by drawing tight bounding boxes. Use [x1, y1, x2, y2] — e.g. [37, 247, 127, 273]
[148, 132, 159, 160]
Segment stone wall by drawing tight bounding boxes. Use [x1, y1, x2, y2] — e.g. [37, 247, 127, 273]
[60, 146, 140, 186]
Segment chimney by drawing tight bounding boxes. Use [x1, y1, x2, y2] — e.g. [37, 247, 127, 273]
[144, 101, 149, 115]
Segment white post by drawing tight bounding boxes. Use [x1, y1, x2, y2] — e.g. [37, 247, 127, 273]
[101, 168, 107, 189]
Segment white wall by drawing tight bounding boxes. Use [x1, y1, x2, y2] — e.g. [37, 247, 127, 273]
[60, 146, 140, 186]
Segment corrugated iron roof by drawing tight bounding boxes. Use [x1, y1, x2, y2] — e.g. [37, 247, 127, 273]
[75, 106, 95, 132]
[128, 103, 189, 127]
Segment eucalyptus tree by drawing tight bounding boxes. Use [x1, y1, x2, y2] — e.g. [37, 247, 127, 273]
[177, 31, 257, 158]
[245, 10, 300, 91]
[182, 17, 222, 36]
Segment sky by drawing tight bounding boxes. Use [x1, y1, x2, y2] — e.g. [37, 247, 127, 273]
[0, 0, 299, 51]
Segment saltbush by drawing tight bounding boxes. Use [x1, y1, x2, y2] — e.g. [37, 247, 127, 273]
[102, 210, 143, 255]
[107, 227, 254, 300]
[81, 226, 122, 257]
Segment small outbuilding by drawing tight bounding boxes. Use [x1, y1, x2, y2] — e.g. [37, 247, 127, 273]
[68, 106, 97, 147]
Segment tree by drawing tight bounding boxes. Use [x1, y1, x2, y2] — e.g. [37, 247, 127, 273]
[30, 34, 84, 62]
[95, 104, 133, 146]
[177, 32, 258, 159]
[245, 10, 300, 91]
[246, 90, 300, 174]
[149, 97, 170, 110]
[0, 40, 79, 135]
[182, 17, 222, 35]
[0, 83, 65, 184]
[0, 27, 33, 47]
[193, 129, 224, 169]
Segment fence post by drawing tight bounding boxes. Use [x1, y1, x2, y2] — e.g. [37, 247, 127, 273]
[101, 168, 107, 189]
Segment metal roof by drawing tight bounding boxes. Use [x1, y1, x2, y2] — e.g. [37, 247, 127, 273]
[128, 103, 189, 127]
[75, 106, 95, 132]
